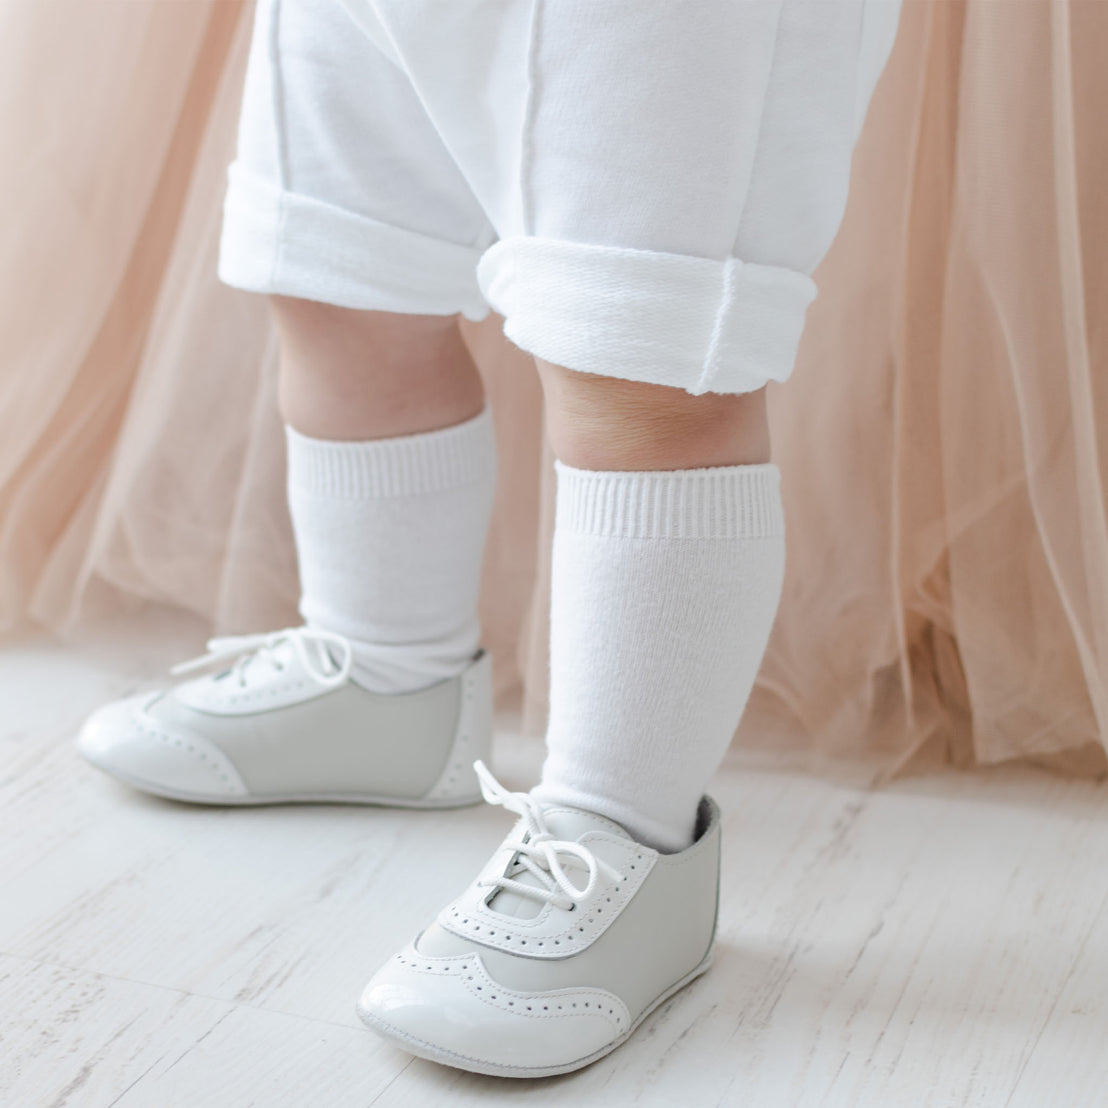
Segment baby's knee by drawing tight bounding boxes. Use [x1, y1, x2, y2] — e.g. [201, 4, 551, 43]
[270, 296, 457, 351]
[271, 297, 482, 439]
[536, 359, 770, 471]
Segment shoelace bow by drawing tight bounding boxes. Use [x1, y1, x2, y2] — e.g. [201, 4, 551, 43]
[169, 627, 353, 690]
[473, 761, 624, 912]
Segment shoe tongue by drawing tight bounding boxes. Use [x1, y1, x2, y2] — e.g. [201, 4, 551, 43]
[485, 806, 630, 921]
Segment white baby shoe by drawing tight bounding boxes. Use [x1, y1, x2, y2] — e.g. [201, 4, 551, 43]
[77, 627, 492, 807]
[357, 763, 720, 1077]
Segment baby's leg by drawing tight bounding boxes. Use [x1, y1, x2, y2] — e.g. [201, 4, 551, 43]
[77, 0, 501, 807]
[363, 0, 900, 848]
[533, 365, 781, 852]
[274, 300, 483, 442]
[272, 300, 495, 695]
[217, 0, 501, 696]
[357, 0, 903, 1077]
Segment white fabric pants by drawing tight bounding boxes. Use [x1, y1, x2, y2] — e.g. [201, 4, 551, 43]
[220, 0, 902, 395]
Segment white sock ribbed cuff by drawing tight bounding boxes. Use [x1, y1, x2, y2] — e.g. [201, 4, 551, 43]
[552, 459, 784, 540]
[286, 406, 496, 499]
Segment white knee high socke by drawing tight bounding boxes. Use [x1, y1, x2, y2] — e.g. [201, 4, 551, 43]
[533, 460, 786, 852]
[285, 407, 496, 694]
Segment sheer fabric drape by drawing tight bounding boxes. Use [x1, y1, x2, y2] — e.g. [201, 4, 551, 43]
[1, 1, 1105, 775]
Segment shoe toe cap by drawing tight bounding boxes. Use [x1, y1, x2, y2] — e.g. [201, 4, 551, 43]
[357, 947, 629, 1076]
[77, 693, 248, 801]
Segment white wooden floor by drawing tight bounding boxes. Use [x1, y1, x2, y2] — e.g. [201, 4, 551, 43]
[3, 610, 1108, 1107]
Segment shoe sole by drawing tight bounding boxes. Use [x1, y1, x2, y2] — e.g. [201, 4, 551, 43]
[80, 748, 483, 810]
[355, 951, 714, 1079]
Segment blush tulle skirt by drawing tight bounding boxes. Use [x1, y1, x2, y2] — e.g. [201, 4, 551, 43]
[1, 0, 1106, 776]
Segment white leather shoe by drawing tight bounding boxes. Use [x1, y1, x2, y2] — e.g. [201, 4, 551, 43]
[357, 763, 720, 1077]
[77, 627, 492, 807]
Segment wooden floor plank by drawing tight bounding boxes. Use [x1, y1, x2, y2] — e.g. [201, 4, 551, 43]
[3, 613, 1107, 1106]
[0, 953, 405, 1108]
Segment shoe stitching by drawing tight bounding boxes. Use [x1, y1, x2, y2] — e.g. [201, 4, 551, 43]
[424, 674, 473, 801]
[424, 655, 488, 802]
[224, 680, 307, 705]
[363, 944, 715, 1076]
[441, 811, 722, 954]
[358, 939, 713, 1076]
[130, 708, 241, 793]
[390, 951, 628, 1032]
[442, 840, 652, 954]
[195, 678, 311, 708]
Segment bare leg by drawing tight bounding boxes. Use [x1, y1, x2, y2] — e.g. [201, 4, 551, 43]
[273, 297, 485, 440]
[537, 359, 769, 470]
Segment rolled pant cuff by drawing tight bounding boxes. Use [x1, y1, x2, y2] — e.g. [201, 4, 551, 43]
[477, 236, 817, 395]
[218, 164, 491, 320]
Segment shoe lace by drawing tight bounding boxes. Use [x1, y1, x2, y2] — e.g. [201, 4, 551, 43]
[169, 627, 353, 690]
[473, 761, 624, 912]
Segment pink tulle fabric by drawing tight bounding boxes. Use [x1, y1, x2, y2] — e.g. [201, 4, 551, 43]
[2, 1, 1105, 776]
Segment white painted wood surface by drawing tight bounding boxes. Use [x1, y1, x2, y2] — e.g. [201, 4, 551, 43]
[2, 610, 1107, 1107]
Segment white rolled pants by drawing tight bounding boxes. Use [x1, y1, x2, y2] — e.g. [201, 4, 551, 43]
[220, 0, 902, 395]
